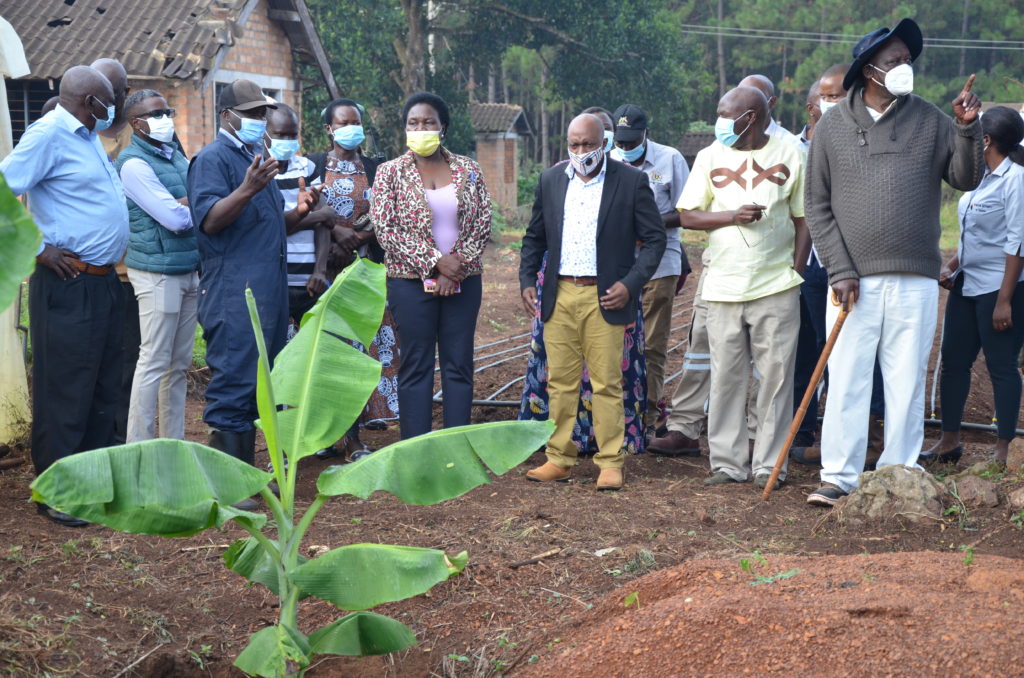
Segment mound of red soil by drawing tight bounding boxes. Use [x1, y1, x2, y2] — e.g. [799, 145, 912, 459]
[515, 552, 1024, 677]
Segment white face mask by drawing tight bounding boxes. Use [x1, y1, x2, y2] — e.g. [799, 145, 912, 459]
[818, 100, 837, 117]
[144, 116, 176, 144]
[870, 63, 913, 97]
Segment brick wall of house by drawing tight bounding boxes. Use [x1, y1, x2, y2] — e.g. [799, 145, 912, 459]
[133, 0, 300, 158]
[476, 134, 519, 212]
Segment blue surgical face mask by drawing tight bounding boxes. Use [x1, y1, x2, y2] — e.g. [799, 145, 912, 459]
[268, 138, 299, 162]
[92, 97, 116, 131]
[714, 109, 753, 148]
[603, 130, 614, 153]
[616, 138, 646, 163]
[333, 124, 365, 150]
[229, 109, 268, 146]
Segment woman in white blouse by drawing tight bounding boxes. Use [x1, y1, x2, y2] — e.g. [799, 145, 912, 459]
[921, 106, 1024, 467]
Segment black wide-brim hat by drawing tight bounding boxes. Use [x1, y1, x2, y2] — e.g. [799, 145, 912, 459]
[843, 18, 923, 91]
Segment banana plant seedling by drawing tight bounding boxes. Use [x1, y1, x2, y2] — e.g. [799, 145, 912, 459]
[31, 258, 553, 676]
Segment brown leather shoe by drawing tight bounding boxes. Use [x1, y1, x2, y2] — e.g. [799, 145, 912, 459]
[526, 462, 572, 483]
[596, 467, 624, 491]
[791, 445, 822, 467]
[647, 430, 700, 457]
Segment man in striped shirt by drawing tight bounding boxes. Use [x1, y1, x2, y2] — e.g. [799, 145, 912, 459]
[265, 104, 332, 335]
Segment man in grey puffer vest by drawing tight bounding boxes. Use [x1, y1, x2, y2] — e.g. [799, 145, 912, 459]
[804, 18, 984, 506]
[115, 89, 198, 443]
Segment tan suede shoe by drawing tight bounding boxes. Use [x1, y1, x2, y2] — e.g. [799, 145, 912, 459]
[596, 467, 623, 491]
[526, 462, 572, 483]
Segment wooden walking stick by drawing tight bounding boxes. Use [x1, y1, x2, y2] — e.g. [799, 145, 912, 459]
[761, 292, 855, 500]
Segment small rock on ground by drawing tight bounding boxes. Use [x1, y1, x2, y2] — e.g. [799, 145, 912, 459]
[945, 474, 1000, 509]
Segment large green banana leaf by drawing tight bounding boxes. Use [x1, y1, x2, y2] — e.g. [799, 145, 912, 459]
[288, 544, 468, 611]
[269, 258, 385, 461]
[223, 537, 309, 599]
[233, 624, 311, 678]
[30, 440, 270, 536]
[308, 612, 416, 656]
[316, 420, 554, 504]
[0, 174, 42, 314]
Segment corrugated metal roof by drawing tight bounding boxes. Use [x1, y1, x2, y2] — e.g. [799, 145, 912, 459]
[469, 103, 530, 135]
[0, 0, 245, 80]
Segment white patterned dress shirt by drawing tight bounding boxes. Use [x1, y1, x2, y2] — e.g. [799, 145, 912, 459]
[558, 158, 607, 276]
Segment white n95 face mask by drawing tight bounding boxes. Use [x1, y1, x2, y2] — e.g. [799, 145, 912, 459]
[871, 63, 913, 97]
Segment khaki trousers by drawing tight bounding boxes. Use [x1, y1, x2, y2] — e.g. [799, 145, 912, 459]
[665, 265, 710, 439]
[706, 287, 799, 481]
[544, 281, 626, 469]
[642, 275, 679, 420]
[126, 268, 199, 442]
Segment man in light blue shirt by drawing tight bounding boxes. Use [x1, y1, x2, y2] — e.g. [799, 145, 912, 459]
[0, 65, 128, 527]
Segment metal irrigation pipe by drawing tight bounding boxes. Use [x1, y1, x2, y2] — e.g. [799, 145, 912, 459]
[473, 331, 532, 352]
[486, 375, 527, 400]
[472, 341, 534, 363]
[431, 395, 521, 407]
[923, 417, 1024, 436]
[432, 352, 531, 400]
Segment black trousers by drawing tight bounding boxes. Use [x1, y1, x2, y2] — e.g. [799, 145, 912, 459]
[114, 279, 140, 444]
[29, 266, 125, 474]
[288, 285, 319, 326]
[940, 276, 1024, 440]
[387, 275, 481, 439]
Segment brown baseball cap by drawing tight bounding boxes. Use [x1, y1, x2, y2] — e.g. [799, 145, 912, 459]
[218, 79, 277, 112]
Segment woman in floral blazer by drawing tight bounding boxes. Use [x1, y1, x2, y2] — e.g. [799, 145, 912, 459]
[372, 91, 492, 439]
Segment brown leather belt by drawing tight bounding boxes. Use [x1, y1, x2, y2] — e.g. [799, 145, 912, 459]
[70, 258, 113, 276]
[558, 275, 598, 286]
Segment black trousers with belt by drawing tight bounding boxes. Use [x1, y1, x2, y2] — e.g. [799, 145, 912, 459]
[29, 265, 125, 474]
[387, 275, 482, 439]
[940, 276, 1024, 440]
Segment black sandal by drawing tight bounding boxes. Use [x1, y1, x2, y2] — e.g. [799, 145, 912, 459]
[918, 445, 962, 466]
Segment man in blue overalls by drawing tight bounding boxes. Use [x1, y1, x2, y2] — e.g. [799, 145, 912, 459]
[187, 80, 314, 508]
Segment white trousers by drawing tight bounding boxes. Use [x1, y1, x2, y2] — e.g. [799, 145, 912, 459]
[820, 273, 937, 491]
[126, 268, 199, 442]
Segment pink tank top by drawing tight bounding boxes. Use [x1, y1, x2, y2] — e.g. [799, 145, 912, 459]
[425, 183, 459, 255]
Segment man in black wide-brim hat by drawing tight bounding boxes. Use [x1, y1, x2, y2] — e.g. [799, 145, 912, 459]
[803, 18, 985, 507]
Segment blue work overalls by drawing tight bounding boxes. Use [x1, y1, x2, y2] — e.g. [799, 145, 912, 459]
[187, 133, 289, 433]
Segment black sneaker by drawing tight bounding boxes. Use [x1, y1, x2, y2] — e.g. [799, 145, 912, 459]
[315, 446, 340, 460]
[807, 483, 848, 507]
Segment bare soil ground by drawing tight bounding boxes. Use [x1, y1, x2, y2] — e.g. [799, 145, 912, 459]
[1, 237, 1022, 677]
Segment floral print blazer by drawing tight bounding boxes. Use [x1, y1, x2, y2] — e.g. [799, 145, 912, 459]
[371, 147, 493, 279]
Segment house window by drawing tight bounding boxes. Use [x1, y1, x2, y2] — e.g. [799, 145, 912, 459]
[6, 78, 59, 145]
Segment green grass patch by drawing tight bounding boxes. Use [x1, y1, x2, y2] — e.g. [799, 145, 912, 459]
[192, 324, 207, 368]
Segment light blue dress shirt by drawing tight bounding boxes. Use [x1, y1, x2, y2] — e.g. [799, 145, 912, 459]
[957, 157, 1024, 296]
[0, 105, 128, 266]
